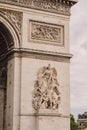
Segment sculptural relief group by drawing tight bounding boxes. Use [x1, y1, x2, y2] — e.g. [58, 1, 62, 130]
[32, 64, 61, 111]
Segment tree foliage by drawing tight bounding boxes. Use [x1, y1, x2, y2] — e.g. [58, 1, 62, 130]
[70, 114, 79, 130]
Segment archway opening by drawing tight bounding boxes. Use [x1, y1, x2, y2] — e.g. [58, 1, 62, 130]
[0, 22, 14, 56]
[0, 22, 14, 130]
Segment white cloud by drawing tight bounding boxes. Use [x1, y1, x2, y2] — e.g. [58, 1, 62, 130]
[70, 0, 87, 119]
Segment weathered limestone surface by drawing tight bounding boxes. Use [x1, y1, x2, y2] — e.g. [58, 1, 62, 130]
[0, 0, 77, 130]
[20, 57, 70, 130]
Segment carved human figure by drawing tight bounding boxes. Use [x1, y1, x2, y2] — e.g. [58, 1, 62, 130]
[32, 64, 61, 111]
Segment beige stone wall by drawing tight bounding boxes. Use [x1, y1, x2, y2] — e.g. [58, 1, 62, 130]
[20, 116, 70, 130]
[22, 11, 70, 54]
[6, 59, 14, 130]
[20, 57, 70, 115]
[6, 57, 21, 130]
[19, 57, 70, 130]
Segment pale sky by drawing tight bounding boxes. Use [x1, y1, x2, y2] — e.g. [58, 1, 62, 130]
[70, 0, 87, 119]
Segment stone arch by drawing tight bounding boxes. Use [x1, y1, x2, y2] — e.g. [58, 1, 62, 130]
[0, 14, 20, 49]
[0, 14, 18, 130]
[0, 22, 14, 56]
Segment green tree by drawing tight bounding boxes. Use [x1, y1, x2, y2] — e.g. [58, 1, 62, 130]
[70, 114, 79, 130]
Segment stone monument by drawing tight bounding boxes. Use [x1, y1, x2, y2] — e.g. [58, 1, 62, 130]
[0, 0, 77, 130]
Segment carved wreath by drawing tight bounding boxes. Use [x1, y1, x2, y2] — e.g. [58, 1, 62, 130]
[32, 64, 61, 111]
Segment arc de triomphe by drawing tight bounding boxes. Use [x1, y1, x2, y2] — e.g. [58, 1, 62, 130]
[0, 0, 77, 130]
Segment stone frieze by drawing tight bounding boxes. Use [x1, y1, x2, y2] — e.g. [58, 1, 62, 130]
[30, 21, 64, 46]
[0, 0, 72, 16]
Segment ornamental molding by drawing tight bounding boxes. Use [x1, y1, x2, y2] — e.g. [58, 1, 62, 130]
[32, 64, 61, 111]
[30, 21, 64, 46]
[0, 0, 76, 16]
[0, 8, 23, 43]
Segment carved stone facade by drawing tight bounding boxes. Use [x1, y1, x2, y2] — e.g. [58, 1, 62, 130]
[0, 0, 77, 16]
[30, 21, 64, 45]
[32, 64, 60, 111]
[0, 0, 77, 130]
[0, 8, 23, 43]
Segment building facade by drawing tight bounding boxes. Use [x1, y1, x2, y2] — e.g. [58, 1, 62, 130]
[77, 112, 87, 130]
[0, 0, 77, 130]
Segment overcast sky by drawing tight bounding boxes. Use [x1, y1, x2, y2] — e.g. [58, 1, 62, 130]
[70, 0, 87, 119]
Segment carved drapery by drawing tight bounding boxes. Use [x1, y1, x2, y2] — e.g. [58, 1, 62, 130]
[0, 8, 23, 43]
[32, 64, 61, 111]
[0, 0, 76, 16]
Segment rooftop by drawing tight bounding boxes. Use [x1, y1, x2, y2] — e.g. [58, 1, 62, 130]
[78, 112, 87, 119]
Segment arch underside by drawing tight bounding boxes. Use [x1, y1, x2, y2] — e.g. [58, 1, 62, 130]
[0, 22, 14, 56]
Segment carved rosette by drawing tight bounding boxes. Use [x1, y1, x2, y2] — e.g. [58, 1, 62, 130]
[0, 9, 23, 43]
[32, 64, 61, 111]
[0, 0, 75, 16]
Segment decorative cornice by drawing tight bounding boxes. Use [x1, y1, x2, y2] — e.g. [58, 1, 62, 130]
[14, 48, 73, 58]
[20, 113, 70, 118]
[0, 0, 77, 16]
[0, 48, 72, 63]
